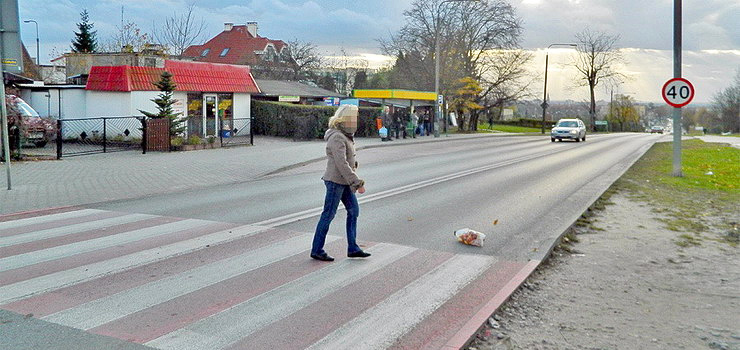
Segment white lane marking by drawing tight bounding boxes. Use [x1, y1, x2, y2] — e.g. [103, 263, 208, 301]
[44, 234, 339, 330]
[307, 254, 495, 350]
[146, 243, 416, 350]
[0, 219, 212, 272]
[255, 149, 562, 227]
[0, 225, 270, 305]
[0, 213, 157, 247]
[255, 133, 649, 228]
[0, 209, 104, 231]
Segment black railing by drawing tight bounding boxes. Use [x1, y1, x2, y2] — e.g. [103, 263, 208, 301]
[220, 117, 254, 147]
[56, 117, 145, 159]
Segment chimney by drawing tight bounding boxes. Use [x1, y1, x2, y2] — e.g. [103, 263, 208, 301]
[224, 22, 234, 31]
[246, 22, 258, 37]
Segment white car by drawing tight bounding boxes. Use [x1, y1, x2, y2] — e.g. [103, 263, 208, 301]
[551, 118, 587, 142]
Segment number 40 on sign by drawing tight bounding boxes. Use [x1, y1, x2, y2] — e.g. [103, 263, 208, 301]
[662, 78, 695, 108]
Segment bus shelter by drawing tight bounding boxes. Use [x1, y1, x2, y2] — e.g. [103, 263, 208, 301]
[352, 89, 436, 111]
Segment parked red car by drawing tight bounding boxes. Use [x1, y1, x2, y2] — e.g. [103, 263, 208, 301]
[5, 94, 56, 147]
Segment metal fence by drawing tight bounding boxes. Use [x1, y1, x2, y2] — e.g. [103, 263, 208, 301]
[56, 117, 144, 158]
[220, 117, 253, 147]
[10, 115, 254, 160]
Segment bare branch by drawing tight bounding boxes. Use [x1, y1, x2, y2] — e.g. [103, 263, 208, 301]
[570, 28, 627, 130]
[152, 4, 207, 56]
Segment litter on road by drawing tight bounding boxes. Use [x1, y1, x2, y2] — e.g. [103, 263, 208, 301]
[455, 228, 486, 247]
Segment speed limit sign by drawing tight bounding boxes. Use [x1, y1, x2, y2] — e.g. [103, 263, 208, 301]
[662, 78, 695, 108]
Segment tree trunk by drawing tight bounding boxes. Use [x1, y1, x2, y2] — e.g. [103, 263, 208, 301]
[589, 84, 597, 131]
[456, 109, 465, 131]
[469, 111, 479, 131]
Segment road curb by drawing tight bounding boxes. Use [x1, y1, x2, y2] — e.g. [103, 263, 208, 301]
[443, 260, 541, 350]
[0, 205, 78, 220]
[446, 136, 656, 349]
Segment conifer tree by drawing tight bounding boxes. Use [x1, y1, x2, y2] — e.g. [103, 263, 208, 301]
[139, 71, 186, 137]
[71, 9, 98, 53]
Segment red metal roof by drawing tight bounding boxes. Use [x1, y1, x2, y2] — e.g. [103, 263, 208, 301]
[85, 60, 260, 93]
[182, 25, 286, 65]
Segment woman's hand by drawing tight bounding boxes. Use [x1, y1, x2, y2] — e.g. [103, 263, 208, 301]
[357, 186, 366, 194]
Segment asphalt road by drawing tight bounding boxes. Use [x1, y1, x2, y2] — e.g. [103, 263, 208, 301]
[93, 133, 659, 260]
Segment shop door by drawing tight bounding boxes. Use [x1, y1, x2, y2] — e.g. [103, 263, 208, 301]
[204, 94, 217, 137]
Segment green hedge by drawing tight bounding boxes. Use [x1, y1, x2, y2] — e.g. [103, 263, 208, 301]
[252, 101, 381, 140]
[493, 118, 556, 129]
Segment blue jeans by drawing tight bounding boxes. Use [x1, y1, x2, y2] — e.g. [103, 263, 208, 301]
[312, 180, 361, 256]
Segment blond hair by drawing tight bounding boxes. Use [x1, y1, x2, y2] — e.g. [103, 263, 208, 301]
[328, 104, 359, 129]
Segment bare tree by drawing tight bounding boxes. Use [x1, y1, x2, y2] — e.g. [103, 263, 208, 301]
[324, 48, 369, 95]
[711, 68, 740, 133]
[380, 0, 530, 131]
[152, 4, 206, 56]
[282, 39, 324, 81]
[99, 21, 150, 53]
[475, 49, 535, 129]
[572, 28, 626, 131]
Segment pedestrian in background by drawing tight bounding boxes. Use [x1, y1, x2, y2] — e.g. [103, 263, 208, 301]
[423, 110, 432, 136]
[411, 110, 419, 138]
[311, 104, 371, 262]
[381, 105, 393, 141]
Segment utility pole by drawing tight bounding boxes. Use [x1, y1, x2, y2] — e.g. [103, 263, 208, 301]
[540, 43, 577, 134]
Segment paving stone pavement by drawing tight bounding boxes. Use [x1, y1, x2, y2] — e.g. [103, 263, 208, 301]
[0, 133, 507, 215]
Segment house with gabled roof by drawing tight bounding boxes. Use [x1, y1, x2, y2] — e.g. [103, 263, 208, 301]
[182, 22, 288, 67]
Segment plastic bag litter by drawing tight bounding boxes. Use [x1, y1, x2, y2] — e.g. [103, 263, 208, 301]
[454, 228, 486, 247]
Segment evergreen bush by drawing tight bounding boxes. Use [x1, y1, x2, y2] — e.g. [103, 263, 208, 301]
[252, 101, 380, 140]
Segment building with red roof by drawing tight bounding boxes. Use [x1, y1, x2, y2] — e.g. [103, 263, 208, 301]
[182, 22, 287, 67]
[77, 60, 260, 138]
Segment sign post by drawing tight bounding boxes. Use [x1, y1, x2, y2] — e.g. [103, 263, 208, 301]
[1, 0, 25, 190]
[669, 0, 684, 177]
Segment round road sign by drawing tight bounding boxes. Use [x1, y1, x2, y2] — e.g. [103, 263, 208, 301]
[662, 78, 695, 108]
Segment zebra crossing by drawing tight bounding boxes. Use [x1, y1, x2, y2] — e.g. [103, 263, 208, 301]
[0, 207, 537, 350]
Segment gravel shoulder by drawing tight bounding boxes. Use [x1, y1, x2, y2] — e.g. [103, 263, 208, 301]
[469, 141, 740, 350]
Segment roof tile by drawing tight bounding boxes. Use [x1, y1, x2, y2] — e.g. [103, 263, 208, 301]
[85, 60, 260, 93]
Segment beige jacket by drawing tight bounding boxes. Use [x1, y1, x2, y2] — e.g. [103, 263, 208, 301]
[322, 128, 364, 191]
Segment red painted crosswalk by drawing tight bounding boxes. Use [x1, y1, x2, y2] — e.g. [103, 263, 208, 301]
[0, 207, 538, 349]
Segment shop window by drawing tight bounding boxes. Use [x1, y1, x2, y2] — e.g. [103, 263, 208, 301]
[187, 93, 204, 136]
[218, 93, 234, 132]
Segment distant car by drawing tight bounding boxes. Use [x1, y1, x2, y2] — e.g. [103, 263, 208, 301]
[5, 95, 55, 147]
[551, 118, 586, 142]
[650, 126, 664, 134]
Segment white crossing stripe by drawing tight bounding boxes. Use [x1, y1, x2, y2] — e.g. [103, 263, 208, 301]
[0, 219, 212, 272]
[0, 209, 104, 231]
[0, 225, 269, 305]
[44, 234, 340, 330]
[308, 254, 495, 350]
[146, 243, 416, 350]
[0, 213, 157, 247]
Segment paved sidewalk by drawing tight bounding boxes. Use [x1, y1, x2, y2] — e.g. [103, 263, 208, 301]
[0, 133, 516, 215]
[696, 135, 740, 149]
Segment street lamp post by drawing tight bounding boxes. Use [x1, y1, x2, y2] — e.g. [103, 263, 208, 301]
[23, 20, 39, 66]
[540, 43, 577, 134]
[434, 0, 478, 138]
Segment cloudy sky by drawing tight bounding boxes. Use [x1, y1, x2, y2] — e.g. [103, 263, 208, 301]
[17, 0, 740, 103]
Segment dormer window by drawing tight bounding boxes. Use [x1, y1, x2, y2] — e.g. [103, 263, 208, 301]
[201, 49, 210, 57]
[220, 48, 230, 57]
